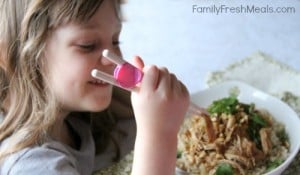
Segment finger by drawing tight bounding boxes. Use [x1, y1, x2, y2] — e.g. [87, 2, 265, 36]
[169, 73, 189, 97]
[140, 65, 160, 91]
[131, 56, 144, 70]
[179, 80, 190, 98]
[157, 67, 171, 92]
[169, 73, 178, 91]
[160, 67, 168, 73]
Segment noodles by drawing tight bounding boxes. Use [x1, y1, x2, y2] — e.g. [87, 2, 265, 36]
[177, 96, 289, 175]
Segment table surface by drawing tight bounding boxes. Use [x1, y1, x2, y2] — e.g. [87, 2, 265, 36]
[120, 0, 300, 93]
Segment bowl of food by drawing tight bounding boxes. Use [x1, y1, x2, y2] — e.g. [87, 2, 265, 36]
[176, 81, 300, 175]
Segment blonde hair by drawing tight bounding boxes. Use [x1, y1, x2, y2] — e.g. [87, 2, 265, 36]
[0, 0, 124, 161]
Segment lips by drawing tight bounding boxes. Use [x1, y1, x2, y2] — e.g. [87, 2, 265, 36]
[89, 79, 108, 86]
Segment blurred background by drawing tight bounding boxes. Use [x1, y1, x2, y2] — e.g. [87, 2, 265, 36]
[119, 0, 300, 93]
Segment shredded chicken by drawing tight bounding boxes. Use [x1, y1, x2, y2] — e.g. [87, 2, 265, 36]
[177, 100, 289, 175]
[260, 128, 272, 155]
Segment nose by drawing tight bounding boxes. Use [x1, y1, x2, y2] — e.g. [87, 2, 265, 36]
[99, 49, 123, 66]
[100, 54, 114, 66]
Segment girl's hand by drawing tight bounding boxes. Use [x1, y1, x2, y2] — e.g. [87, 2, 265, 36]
[130, 56, 190, 175]
[131, 56, 190, 136]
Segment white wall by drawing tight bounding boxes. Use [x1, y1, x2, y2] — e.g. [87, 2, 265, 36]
[120, 0, 300, 92]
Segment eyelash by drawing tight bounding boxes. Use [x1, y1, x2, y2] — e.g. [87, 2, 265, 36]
[79, 44, 96, 50]
[78, 40, 121, 51]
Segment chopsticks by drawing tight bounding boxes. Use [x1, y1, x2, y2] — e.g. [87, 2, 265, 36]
[102, 49, 126, 65]
[188, 101, 210, 117]
[91, 69, 122, 88]
[91, 50, 208, 117]
[91, 49, 143, 90]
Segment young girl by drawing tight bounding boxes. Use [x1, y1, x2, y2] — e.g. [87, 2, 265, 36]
[0, 0, 189, 175]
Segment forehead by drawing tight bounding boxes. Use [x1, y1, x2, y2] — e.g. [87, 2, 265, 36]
[49, 0, 121, 29]
[78, 0, 122, 31]
[46, 0, 122, 43]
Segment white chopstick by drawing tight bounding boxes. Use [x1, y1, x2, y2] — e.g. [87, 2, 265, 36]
[102, 49, 126, 65]
[188, 101, 210, 117]
[91, 69, 118, 87]
[91, 50, 137, 90]
[91, 49, 208, 117]
[91, 69, 137, 91]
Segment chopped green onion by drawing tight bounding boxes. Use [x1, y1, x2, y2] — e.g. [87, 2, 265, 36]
[251, 113, 267, 126]
[216, 163, 234, 175]
[277, 129, 289, 143]
[266, 159, 284, 172]
[176, 150, 182, 159]
[208, 96, 238, 115]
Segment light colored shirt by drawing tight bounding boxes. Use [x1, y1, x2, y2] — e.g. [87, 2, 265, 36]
[0, 114, 136, 175]
[0, 116, 95, 175]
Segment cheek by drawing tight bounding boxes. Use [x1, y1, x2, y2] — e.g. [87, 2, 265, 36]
[47, 62, 81, 97]
[48, 55, 90, 82]
[50, 73, 73, 98]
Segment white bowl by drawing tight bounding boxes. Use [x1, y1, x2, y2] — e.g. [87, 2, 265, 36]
[177, 80, 300, 175]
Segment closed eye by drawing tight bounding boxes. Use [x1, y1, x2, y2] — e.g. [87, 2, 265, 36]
[78, 44, 96, 51]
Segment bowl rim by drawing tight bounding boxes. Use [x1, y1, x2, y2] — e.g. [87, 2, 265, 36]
[177, 80, 300, 175]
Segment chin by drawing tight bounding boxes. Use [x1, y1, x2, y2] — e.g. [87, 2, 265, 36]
[88, 106, 108, 112]
[88, 99, 111, 112]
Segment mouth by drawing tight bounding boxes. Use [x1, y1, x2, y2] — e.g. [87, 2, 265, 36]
[89, 79, 109, 86]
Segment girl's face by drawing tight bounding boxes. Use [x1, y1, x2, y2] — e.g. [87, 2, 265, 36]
[44, 0, 121, 114]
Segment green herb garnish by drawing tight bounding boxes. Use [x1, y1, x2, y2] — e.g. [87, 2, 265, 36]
[266, 159, 284, 172]
[208, 96, 238, 115]
[277, 129, 289, 143]
[208, 96, 269, 150]
[176, 150, 182, 159]
[247, 106, 268, 149]
[216, 163, 234, 175]
[251, 113, 267, 126]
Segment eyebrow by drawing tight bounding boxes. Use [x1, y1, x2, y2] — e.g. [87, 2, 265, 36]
[77, 21, 122, 33]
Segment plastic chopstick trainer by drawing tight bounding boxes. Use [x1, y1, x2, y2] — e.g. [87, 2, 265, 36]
[91, 50, 208, 117]
[91, 50, 143, 89]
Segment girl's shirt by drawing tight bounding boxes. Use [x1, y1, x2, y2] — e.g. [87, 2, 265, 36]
[0, 113, 136, 175]
[0, 116, 95, 175]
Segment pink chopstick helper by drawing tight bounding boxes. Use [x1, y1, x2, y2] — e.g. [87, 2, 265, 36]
[91, 49, 143, 89]
[91, 50, 208, 117]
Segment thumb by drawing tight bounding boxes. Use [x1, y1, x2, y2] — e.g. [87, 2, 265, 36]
[131, 56, 144, 70]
